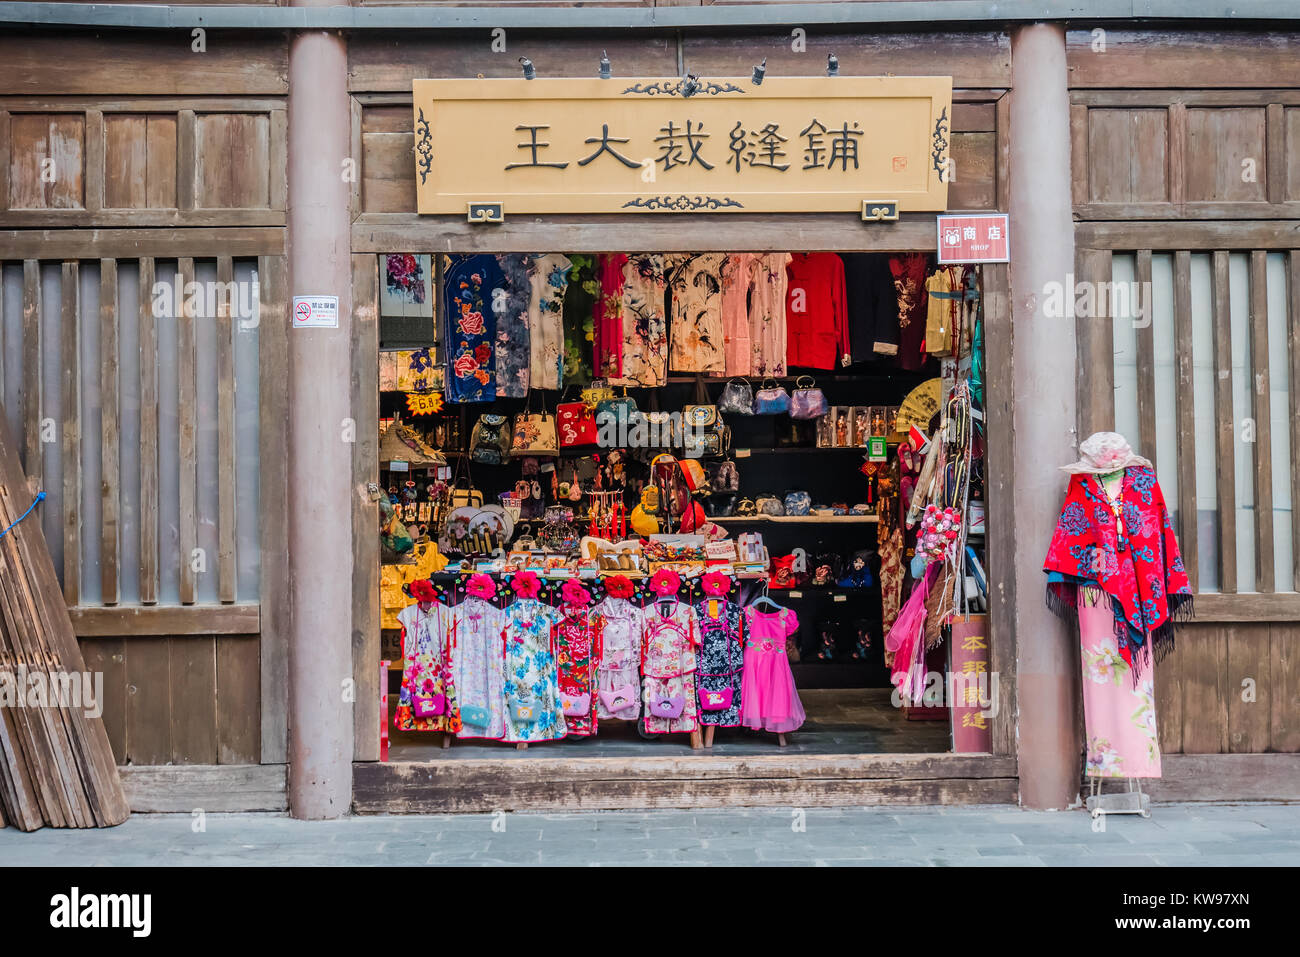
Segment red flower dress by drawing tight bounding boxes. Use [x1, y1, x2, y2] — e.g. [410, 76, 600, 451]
[555, 603, 599, 736]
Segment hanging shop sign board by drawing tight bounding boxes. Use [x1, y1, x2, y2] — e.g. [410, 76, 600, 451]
[292, 295, 339, 329]
[412, 76, 952, 216]
[936, 213, 1010, 263]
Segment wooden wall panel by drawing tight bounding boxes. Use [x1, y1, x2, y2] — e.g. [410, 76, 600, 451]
[104, 113, 179, 210]
[1086, 109, 1167, 204]
[1067, 30, 1300, 89]
[195, 113, 271, 209]
[946, 131, 996, 210]
[1287, 107, 1300, 202]
[0, 32, 288, 97]
[6, 113, 84, 210]
[1185, 107, 1267, 204]
[83, 634, 262, 767]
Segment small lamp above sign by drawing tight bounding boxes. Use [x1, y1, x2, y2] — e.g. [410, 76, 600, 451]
[599, 50, 612, 80]
[751, 58, 766, 85]
[827, 53, 840, 77]
[519, 57, 536, 80]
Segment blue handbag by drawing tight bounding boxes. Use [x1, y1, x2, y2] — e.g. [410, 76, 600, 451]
[460, 704, 491, 727]
[783, 490, 812, 516]
[752, 378, 791, 415]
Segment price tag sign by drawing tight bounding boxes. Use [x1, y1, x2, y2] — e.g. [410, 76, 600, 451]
[405, 391, 445, 416]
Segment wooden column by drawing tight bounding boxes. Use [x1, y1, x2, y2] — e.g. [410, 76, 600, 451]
[286, 5, 355, 818]
[1007, 23, 1081, 810]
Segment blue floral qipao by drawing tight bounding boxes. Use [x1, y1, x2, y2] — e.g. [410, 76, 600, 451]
[501, 598, 568, 742]
[693, 598, 743, 727]
[495, 254, 533, 397]
[443, 254, 504, 403]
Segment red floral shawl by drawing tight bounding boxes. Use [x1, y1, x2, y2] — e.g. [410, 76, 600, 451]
[1043, 466, 1192, 668]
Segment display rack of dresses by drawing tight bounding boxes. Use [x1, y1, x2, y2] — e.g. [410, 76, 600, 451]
[591, 593, 645, 721]
[749, 252, 793, 377]
[693, 596, 743, 730]
[618, 253, 669, 386]
[527, 252, 572, 391]
[641, 597, 701, 735]
[501, 597, 567, 743]
[449, 594, 507, 741]
[555, 600, 599, 737]
[394, 599, 461, 734]
[667, 252, 727, 375]
[740, 604, 806, 739]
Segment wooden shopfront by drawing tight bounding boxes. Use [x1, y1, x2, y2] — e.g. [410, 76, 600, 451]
[345, 37, 1020, 812]
[1, 4, 1297, 819]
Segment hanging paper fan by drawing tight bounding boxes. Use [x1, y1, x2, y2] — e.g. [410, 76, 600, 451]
[895, 378, 942, 435]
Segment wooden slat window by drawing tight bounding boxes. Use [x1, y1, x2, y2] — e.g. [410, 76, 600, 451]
[0, 256, 263, 608]
[1105, 247, 1296, 595]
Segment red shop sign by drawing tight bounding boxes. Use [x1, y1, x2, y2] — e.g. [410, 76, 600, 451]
[936, 213, 1010, 264]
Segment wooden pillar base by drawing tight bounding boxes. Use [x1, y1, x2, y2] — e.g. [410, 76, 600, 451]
[690, 730, 703, 750]
[517, 743, 528, 750]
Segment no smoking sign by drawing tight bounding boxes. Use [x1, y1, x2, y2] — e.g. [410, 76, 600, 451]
[292, 295, 339, 329]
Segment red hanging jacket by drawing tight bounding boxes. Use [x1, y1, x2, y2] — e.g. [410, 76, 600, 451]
[785, 253, 849, 370]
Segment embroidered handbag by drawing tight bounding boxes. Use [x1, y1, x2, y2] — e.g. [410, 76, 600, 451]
[648, 694, 685, 719]
[783, 490, 812, 516]
[698, 687, 734, 711]
[598, 684, 638, 714]
[718, 378, 754, 415]
[559, 691, 591, 717]
[790, 376, 830, 419]
[755, 493, 784, 516]
[511, 412, 559, 456]
[411, 693, 447, 718]
[683, 422, 729, 459]
[447, 477, 483, 509]
[510, 697, 540, 723]
[469, 413, 511, 465]
[595, 389, 638, 423]
[557, 401, 599, 448]
[752, 378, 791, 415]
[683, 404, 719, 429]
[460, 704, 491, 727]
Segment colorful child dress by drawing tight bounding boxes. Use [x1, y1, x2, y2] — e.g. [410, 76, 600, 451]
[394, 601, 461, 734]
[641, 598, 701, 734]
[501, 598, 567, 743]
[591, 595, 644, 721]
[693, 597, 743, 727]
[449, 595, 507, 740]
[555, 603, 599, 737]
[740, 605, 806, 733]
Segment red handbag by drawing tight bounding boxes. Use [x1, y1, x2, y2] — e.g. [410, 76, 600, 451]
[557, 401, 599, 448]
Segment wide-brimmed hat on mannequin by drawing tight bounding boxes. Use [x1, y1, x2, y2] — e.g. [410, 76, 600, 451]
[1060, 431, 1152, 475]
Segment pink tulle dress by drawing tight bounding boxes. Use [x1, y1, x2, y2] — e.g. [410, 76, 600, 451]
[740, 606, 806, 733]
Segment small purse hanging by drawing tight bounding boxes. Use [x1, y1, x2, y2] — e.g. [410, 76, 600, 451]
[411, 692, 447, 718]
[648, 694, 685, 719]
[752, 378, 791, 415]
[697, 613, 739, 712]
[510, 696, 540, 723]
[598, 684, 638, 714]
[460, 704, 491, 727]
[790, 376, 829, 419]
[718, 378, 755, 415]
[469, 413, 512, 465]
[559, 691, 592, 717]
[557, 396, 600, 448]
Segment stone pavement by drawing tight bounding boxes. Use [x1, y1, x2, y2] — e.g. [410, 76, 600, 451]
[1, 803, 1297, 866]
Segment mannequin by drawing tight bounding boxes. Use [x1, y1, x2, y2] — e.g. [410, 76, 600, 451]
[1044, 432, 1193, 813]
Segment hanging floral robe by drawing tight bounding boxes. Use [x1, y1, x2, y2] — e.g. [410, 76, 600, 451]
[394, 602, 461, 733]
[616, 254, 668, 387]
[495, 253, 532, 397]
[527, 253, 571, 391]
[641, 599, 701, 734]
[749, 253, 793, 378]
[693, 597, 743, 727]
[501, 598, 567, 742]
[591, 596, 644, 721]
[449, 596, 507, 740]
[720, 253, 758, 376]
[443, 254, 504, 402]
[555, 604, 599, 736]
[667, 253, 727, 374]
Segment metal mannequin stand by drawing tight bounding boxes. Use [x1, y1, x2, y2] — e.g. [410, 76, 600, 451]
[1086, 776, 1152, 819]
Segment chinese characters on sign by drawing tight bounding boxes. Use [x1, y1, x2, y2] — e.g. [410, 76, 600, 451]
[936, 213, 1010, 264]
[412, 76, 953, 215]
